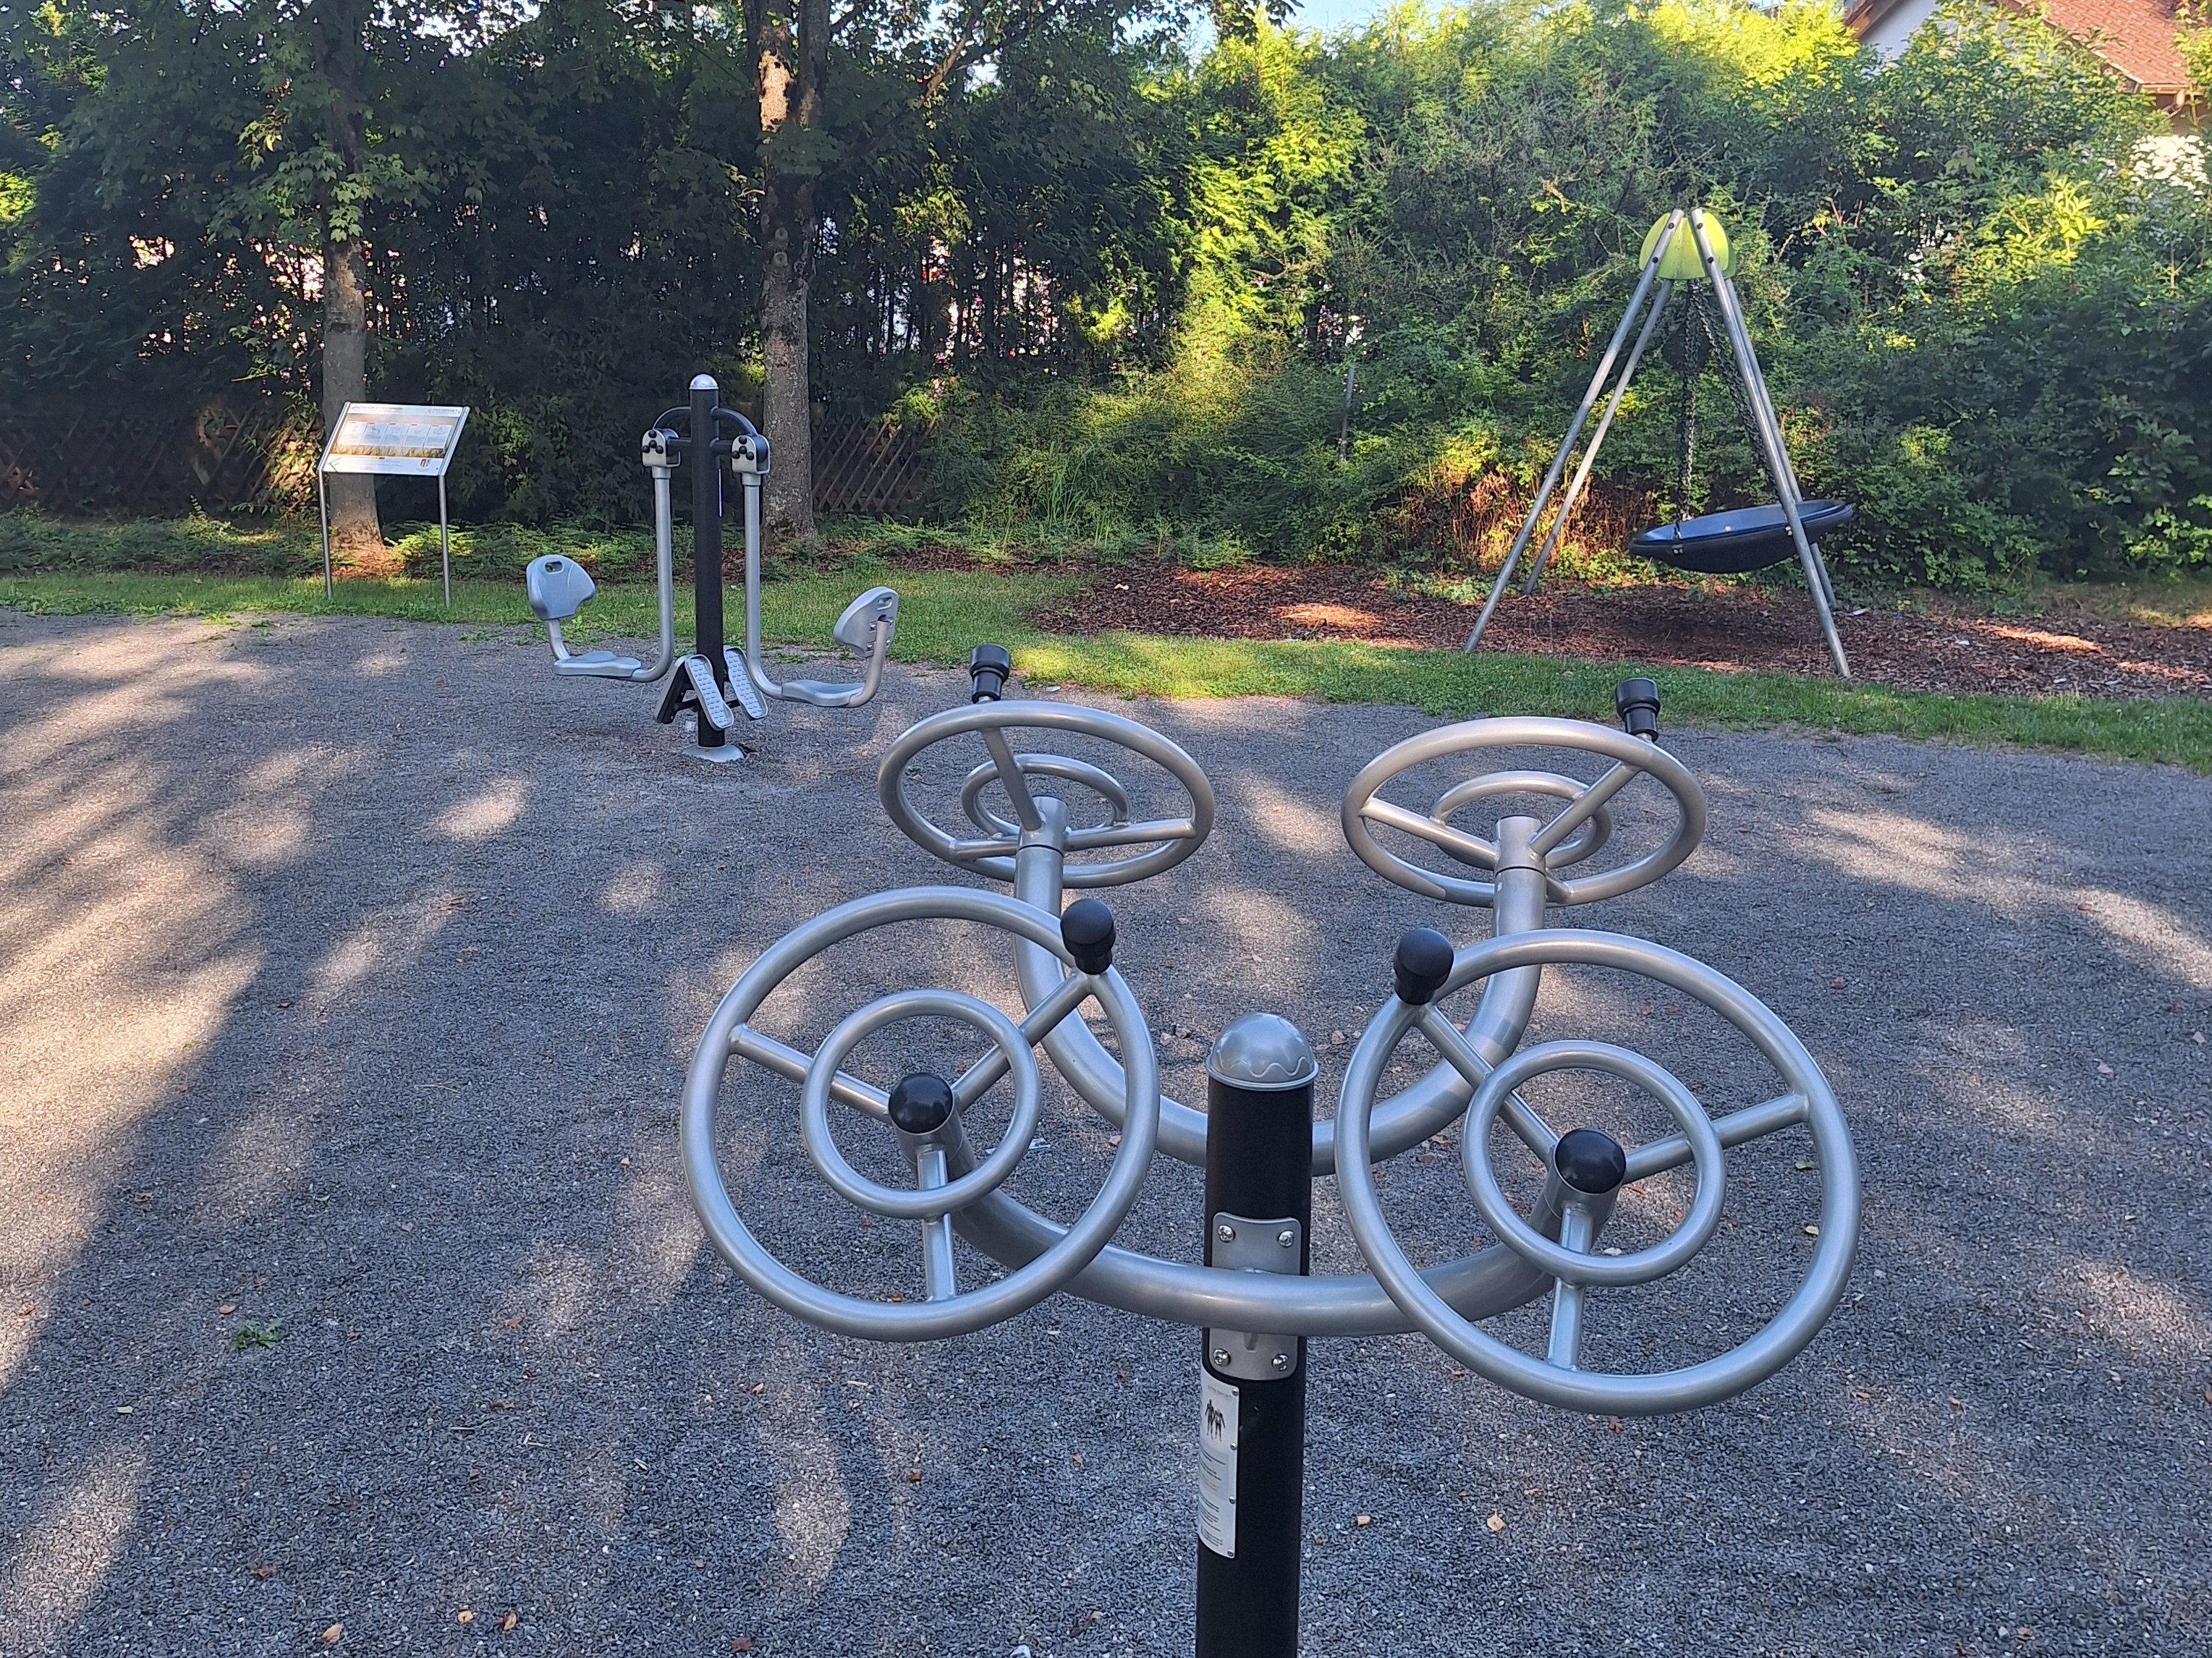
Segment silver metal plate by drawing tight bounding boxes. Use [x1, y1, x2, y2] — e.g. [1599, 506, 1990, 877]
[525, 553, 595, 621]
[1205, 1213, 1302, 1380]
[832, 585, 899, 650]
[682, 739, 747, 765]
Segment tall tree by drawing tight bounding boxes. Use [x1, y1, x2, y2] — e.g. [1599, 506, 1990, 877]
[737, 0, 1221, 540]
[745, 0, 829, 537]
[2, 0, 446, 552]
[229, 0, 462, 559]
[299, 0, 381, 553]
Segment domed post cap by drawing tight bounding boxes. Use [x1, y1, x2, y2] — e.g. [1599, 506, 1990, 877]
[689, 372, 719, 392]
[1061, 898, 1116, 974]
[968, 642, 1012, 703]
[1393, 928, 1455, 1006]
[1206, 1012, 1318, 1090]
[1555, 1126, 1629, 1195]
[1614, 677, 1661, 741]
[886, 1072, 956, 1134]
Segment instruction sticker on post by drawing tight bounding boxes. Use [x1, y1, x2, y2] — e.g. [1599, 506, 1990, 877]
[1198, 1372, 1239, 1558]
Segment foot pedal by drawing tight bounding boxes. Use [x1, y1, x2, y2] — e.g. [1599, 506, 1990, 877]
[554, 650, 643, 679]
[683, 656, 736, 732]
[722, 649, 769, 720]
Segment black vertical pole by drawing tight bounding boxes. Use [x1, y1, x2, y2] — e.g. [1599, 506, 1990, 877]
[1197, 1014, 1315, 1658]
[689, 373, 727, 750]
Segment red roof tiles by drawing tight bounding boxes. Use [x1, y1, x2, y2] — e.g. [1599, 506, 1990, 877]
[2017, 0, 2195, 93]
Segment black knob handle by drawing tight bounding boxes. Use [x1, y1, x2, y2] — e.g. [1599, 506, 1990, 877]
[1614, 678, 1661, 742]
[1392, 928, 1455, 1006]
[887, 1072, 955, 1134]
[1061, 898, 1116, 974]
[968, 643, 1012, 703]
[1555, 1126, 1628, 1195]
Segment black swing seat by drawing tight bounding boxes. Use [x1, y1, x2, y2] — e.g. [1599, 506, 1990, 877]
[1630, 499, 1855, 576]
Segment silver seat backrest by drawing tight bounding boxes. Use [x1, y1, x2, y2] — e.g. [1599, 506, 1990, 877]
[525, 554, 597, 623]
[831, 586, 899, 651]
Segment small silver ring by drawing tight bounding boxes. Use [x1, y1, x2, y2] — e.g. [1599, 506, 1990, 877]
[959, 753, 1130, 838]
[1461, 1040, 1724, 1286]
[1428, 770, 1614, 870]
[800, 988, 1043, 1220]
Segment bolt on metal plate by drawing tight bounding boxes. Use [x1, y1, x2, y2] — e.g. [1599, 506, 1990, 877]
[1205, 1212, 1302, 1381]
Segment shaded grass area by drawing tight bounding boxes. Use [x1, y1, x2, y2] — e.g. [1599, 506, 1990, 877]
[0, 567, 1069, 668]
[1, 566, 2204, 772]
[0, 514, 660, 580]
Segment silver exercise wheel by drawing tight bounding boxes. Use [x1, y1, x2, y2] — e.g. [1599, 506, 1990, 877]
[1341, 715, 1707, 906]
[879, 702, 1215, 888]
[1334, 927, 1857, 1415]
[681, 886, 1161, 1341]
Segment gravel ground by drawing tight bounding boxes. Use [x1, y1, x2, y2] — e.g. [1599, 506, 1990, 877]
[0, 611, 2207, 1658]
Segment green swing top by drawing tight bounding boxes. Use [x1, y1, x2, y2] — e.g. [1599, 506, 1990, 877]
[1638, 208, 1733, 282]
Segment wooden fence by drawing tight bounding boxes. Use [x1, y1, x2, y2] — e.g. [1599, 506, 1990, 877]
[0, 398, 925, 520]
[812, 421, 924, 515]
[0, 397, 305, 517]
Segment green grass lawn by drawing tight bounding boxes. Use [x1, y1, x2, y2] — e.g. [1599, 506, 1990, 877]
[3, 519, 2207, 772]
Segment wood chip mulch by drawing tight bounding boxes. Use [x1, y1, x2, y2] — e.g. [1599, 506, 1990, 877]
[1027, 561, 2212, 700]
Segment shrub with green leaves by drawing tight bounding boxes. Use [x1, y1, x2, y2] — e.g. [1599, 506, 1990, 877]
[928, 1, 2211, 586]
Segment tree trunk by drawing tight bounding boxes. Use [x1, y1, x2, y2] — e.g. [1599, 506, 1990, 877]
[310, 0, 382, 561]
[321, 232, 382, 558]
[749, 0, 827, 543]
[758, 212, 815, 542]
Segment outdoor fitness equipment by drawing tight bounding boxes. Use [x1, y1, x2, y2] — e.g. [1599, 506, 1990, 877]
[682, 663, 1859, 1655]
[523, 374, 899, 762]
[1461, 207, 1854, 677]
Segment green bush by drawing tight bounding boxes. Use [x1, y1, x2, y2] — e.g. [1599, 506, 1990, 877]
[921, 1, 2211, 587]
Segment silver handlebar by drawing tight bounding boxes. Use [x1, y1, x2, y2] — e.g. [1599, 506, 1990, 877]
[1341, 717, 1708, 907]
[728, 453, 898, 710]
[684, 694, 1858, 1418]
[1334, 928, 1858, 1415]
[681, 885, 1162, 1342]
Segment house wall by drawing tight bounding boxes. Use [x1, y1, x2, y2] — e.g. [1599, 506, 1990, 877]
[1855, 0, 1945, 60]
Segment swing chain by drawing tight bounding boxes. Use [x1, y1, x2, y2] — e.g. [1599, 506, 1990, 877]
[1671, 297, 1701, 527]
[1671, 287, 1768, 530]
[1694, 289, 1765, 477]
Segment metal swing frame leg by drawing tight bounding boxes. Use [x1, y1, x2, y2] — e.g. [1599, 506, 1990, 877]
[1686, 211, 1851, 679]
[1520, 279, 1674, 597]
[1463, 209, 1687, 653]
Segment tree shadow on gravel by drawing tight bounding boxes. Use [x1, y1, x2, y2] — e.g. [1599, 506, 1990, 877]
[0, 618, 2205, 1656]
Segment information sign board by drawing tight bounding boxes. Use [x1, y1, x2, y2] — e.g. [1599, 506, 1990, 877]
[318, 402, 472, 603]
[321, 404, 470, 477]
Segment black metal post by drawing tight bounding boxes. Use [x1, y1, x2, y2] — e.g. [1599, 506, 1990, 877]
[689, 374, 727, 749]
[1196, 1014, 1316, 1658]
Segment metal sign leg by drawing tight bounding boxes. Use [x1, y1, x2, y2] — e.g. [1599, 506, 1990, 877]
[319, 472, 333, 600]
[438, 474, 452, 608]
